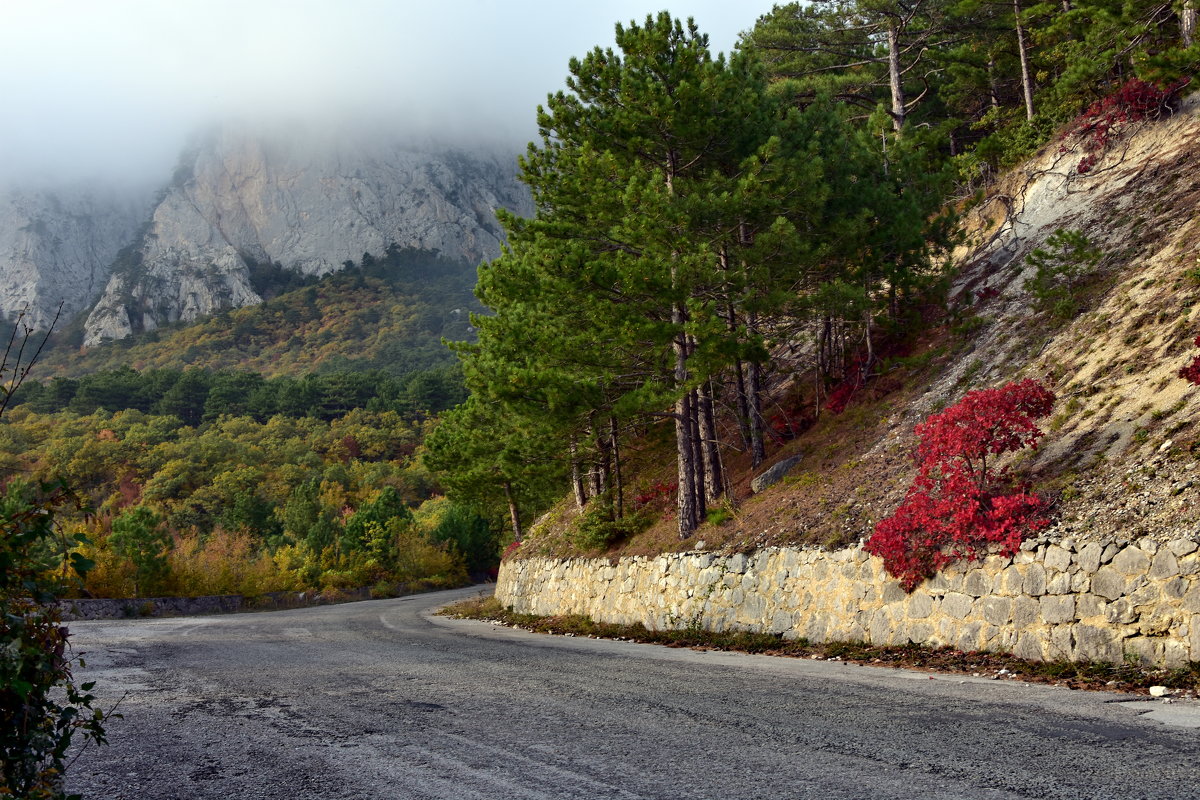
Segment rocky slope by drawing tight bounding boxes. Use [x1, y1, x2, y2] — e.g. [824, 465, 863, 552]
[523, 91, 1200, 562]
[82, 127, 531, 345]
[0, 183, 151, 330]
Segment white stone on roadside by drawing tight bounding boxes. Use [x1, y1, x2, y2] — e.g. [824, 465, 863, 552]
[1149, 685, 1171, 697]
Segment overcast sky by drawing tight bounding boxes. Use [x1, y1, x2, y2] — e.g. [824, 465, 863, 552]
[0, 1, 777, 185]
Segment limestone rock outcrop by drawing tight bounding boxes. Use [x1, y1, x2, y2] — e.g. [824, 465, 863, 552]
[0, 183, 150, 331]
[83, 127, 531, 345]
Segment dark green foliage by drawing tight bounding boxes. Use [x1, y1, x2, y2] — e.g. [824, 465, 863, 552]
[741, 0, 1200, 180]
[342, 487, 413, 555]
[1, 480, 112, 799]
[15, 364, 466, 423]
[108, 506, 172, 596]
[281, 478, 341, 555]
[426, 503, 498, 577]
[572, 501, 651, 551]
[1023, 228, 1103, 318]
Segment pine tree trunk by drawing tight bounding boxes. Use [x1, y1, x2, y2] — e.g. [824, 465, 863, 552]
[987, 57, 1000, 112]
[747, 359, 766, 467]
[570, 440, 587, 510]
[609, 416, 623, 519]
[887, 21, 906, 132]
[592, 416, 610, 498]
[1014, 0, 1036, 121]
[1184, 1, 1197, 47]
[697, 380, 723, 502]
[674, 359, 698, 538]
[723, 302, 752, 451]
[503, 481, 523, 542]
[688, 387, 707, 521]
[733, 358, 752, 450]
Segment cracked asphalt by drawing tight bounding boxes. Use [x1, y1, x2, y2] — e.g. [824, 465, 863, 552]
[66, 586, 1200, 799]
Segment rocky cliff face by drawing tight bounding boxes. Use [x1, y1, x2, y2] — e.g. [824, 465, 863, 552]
[82, 128, 531, 345]
[0, 183, 150, 331]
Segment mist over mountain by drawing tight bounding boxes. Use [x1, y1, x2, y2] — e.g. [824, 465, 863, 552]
[82, 125, 532, 345]
[0, 180, 154, 330]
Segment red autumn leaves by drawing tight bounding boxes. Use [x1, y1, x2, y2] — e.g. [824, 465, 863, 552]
[866, 379, 1056, 591]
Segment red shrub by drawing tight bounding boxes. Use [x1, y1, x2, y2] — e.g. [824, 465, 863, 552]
[865, 379, 1056, 591]
[824, 381, 857, 415]
[632, 480, 677, 510]
[1179, 335, 1200, 385]
[975, 286, 1001, 303]
[1066, 78, 1189, 174]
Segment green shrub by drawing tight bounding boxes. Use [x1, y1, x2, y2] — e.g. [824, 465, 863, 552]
[1, 480, 114, 798]
[572, 502, 651, 551]
[1023, 229, 1102, 319]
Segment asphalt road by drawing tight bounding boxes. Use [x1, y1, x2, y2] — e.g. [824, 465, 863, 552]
[66, 586, 1200, 800]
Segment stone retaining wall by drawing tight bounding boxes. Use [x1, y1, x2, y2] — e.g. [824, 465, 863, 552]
[57, 594, 244, 621]
[497, 536, 1200, 666]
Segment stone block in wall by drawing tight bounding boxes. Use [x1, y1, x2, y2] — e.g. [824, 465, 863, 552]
[1075, 542, 1102, 573]
[1137, 612, 1175, 637]
[941, 592, 974, 620]
[1070, 572, 1091, 593]
[1111, 546, 1152, 575]
[1092, 567, 1128, 601]
[996, 565, 1024, 597]
[907, 593, 933, 619]
[1044, 545, 1072, 572]
[1046, 572, 1071, 595]
[1128, 580, 1159, 607]
[963, 570, 991, 597]
[1150, 550, 1181, 579]
[1168, 538, 1198, 557]
[1013, 631, 1045, 661]
[1023, 563, 1047, 596]
[1124, 637, 1162, 666]
[950, 623, 979, 652]
[1048, 625, 1075, 662]
[1191, 614, 1200, 658]
[1076, 593, 1108, 620]
[1163, 639, 1190, 668]
[1105, 598, 1138, 625]
[1184, 579, 1200, 613]
[981, 597, 1013, 625]
[1012, 596, 1040, 628]
[1039, 594, 1076, 624]
[881, 581, 907, 604]
[907, 621, 934, 644]
[868, 608, 892, 643]
[925, 572, 949, 596]
[1073, 624, 1122, 663]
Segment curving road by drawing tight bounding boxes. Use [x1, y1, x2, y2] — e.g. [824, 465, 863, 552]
[67, 586, 1200, 800]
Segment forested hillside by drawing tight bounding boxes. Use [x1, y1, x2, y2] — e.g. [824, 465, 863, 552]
[35, 246, 479, 379]
[426, 5, 1200, 569]
[0, 247, 493, 599]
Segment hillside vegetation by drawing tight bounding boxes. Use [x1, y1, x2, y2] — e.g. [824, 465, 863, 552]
[36, 246, 480, 378]
[426, 7, 1200, 584]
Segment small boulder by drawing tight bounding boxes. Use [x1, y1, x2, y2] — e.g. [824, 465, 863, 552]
[750, 454, 804, 494]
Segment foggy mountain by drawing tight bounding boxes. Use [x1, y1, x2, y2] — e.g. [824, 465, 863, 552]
[0, 125, 531, 345]
[0, 182, 153, 330]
